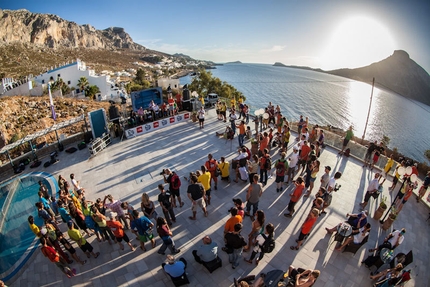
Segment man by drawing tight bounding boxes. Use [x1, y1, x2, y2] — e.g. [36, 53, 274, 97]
[67, 221, 100, 259]
[205, 154, 219, 190]
[288, 265, 320, 287]
[363, 141, 377, 168]
[162, 255, 187, 279]
[258, 132, 270, 157]
[103, 194, 130, 229]
[297, 115, 304, 138]
[259, 148, 270, 186]
[290, 208, 319, 250]
[130, 210, 156, 251]
[229, 108, 237, 134]
[70, 173, 82, 196]
[38, 180, 50, 200]
[106, 212, 135, 251]
[28, 215, 42, 237]
[218, 157, 231, 183]
[284, 176, 305, 217]
[335, 223, 371, 251]
[224, 207, 243, 235]
[370, 142, 386, 170]
[35, 202, 59, 230]
[320, 166, 331, 189]
[339, 126, 354, 155]
[157, 184, 176, 226]
[369, 228, 406, 253]
[286, 146, 299, 184]
[163, 168, 184, 208]
[274, 152, 288, 193]
[321, 171, 342, 214]
[360, 173, 381, 209]
[187, 175, 208, 220]
[197, 106, 205, 128]
[417, 171, 430, 202]
[237, 120, 246, 147]
[224, 223, 247, 269]
[40, 237, 76, 278]
[198, 165, 212, 205]
[297, 139, 311, 175]
[245, 174, 263, 220]
[38, 191, 56, 219]
[192, 235, 218, 264]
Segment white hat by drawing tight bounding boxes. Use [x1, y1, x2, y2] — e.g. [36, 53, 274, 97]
[109, 212, 117, 219]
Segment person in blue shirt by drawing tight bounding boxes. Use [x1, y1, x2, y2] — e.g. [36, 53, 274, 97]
[38, 191, 56, 218]
[130, 210, 156, 251]
[58, 201, 72, 223]
[162, 255, 187, 279]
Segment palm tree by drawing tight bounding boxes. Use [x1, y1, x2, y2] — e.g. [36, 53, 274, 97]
[77, 77, 89, 92]
[85, 85, 100, 100]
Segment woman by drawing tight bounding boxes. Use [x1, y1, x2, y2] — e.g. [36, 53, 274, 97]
[244, 210, 265, 251]
[288, 265, 320, 287]
[370, 263, 403, 286]
[156, 217, 180, 255]
[91, 205, 115, 245]
[305, 160, 320, 197]
[141, 193, 158, 221]
[245, 223, 274, 265]
[82, 201, 102, 242]
[68, 202, 92, 237]
[243, 154, 257, 184]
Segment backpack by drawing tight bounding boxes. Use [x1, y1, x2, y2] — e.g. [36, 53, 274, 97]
[261, 234, 275, 253]
[264, 156, 272, 170]
[276, 159, 286, 174]
[172, 174, 181, 189]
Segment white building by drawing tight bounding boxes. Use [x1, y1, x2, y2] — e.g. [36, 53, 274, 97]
[33, 59, 127, 100]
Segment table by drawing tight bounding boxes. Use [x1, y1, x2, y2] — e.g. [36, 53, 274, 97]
[336, 222, 353, 238]
[263, 269, 289, 287]
[380, 248, 395, 264]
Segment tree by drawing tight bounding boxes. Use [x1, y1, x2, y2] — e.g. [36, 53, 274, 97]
[85, 85, 100, 100]
[77, 77, 89, 92]
[425, 150, 430, 161]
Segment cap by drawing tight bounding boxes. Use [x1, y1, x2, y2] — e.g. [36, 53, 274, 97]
[233, 198, 243, 205]
[293, 146, 298, 151]
[325, 166, 331, 171]
[40, 227, 47, 236]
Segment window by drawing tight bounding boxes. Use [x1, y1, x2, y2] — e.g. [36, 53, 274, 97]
[42, 80, 45, 84]
[67, 81, 71, 85]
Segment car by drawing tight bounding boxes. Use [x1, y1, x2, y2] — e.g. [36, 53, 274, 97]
[205, 93, 219, 108]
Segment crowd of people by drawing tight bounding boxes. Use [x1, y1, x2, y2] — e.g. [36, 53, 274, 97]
[23, 99, 425, 286]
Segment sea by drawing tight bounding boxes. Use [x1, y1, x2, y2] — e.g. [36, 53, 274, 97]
[180, 63, 430, 164]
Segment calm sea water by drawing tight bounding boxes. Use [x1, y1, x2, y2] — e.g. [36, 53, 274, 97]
[180, 63, 430, 163]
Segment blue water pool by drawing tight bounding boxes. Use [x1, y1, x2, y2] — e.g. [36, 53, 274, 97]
[0, 172, 58, 281]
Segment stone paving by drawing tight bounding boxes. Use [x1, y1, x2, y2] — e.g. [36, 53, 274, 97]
[6, 109, 430, 287]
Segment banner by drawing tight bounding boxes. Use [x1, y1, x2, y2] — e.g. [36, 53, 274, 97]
[125, 112, 190, 139]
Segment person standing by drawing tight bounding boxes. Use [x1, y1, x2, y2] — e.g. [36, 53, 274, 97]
[224, 223, 247, 269]
[67, 221, 100, 259]
[284, 176, 305, 217]
[380, 154, 394, 185]
[39, 237, 76, 278]
[224, 207, 243, 235]
[286, 146, 299, 184]
[237, 120, 246, 147]
[187, 175, 208, 219]
[106, 212, 135, 251]
[274, 152, 288, 193]
[321, 171, 342, 214]
[259, 148, 270, 186]
[247, 154, 259, 184]
[320, 166, 331, 189]
[417, 171, 430, 202]
[363, 141, 377, 168]
[360, 173, 381, 209]
[245, 223, 275, 265]
[339, 126, 354, 155]
[156, 217, 180, 255]
[290, 208, 319, 250]
[141, 192, 158, 221]
[230, 108, 238, 134]
[205, 154, 219, 191]
[198, 165, 212, 205]
[103, 194, 130, 229]
[157, 184, 176, 226]
[245, 174, 263, 220]
[163, 169, 184, 208]
[198, 106, 205, 129]
[130, 210, 156, 251]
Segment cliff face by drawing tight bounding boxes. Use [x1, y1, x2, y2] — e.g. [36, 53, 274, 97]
[0, 9, 145, 50]
[327, 50, 430, 106]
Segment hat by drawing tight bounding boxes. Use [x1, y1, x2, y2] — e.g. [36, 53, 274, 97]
[325, 166, 331, 171]
[233, 198, 243, 205]
[67, 221, 73, 228]
[40, 227, 47, 236]
[166, 255, 175, 264]
[293, 146, 298, 151]
[109, 212, 117, 219]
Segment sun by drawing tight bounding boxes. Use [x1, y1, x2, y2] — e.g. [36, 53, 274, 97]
[319, 16, 397, 70]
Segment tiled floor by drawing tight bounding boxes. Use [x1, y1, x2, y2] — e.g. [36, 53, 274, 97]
[6, 109, 430, 286]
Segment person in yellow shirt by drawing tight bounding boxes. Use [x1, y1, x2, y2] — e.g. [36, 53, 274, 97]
[230, 98, 236, 110]
[198, 166, 212, 205]
[380, 154, 394, 185]
[218, 157, 231, 183]
[28, 215, 42, 237]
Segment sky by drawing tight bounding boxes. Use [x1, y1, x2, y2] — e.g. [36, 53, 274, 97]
[1, 0, 430, 73]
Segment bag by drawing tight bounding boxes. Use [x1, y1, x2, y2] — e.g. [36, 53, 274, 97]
[260, 234, 275, 253]
[215, 167, 221, 177]
[276, 159, 286, 174]
[264, 157, 272, 170]
[172, 174, 181, 189]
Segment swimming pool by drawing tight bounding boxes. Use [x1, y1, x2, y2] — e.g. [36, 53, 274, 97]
[0, 172, 58, 282]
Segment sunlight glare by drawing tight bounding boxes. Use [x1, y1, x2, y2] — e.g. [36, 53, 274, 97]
[319, 16, 397, 70]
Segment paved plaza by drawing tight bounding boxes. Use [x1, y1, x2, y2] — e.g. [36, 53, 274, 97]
[7, 109, 430, 287]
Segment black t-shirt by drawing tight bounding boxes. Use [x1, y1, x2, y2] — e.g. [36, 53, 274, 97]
[375, 146, 384, 157]
[158, 191, 171, 208]
[367, 142, 376, 154]
[225, 232, 247, 249]
[187, 183, 204, 200]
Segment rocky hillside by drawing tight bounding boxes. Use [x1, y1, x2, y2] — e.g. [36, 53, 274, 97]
[0, 9, 144, 50]
[327, 50, 430, 106]
[0, 96, 110, 159]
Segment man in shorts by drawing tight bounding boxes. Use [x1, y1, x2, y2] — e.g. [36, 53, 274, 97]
[274, 152, 288, 193]
[163, 168, 184, 208]
[107, 212, 135, 251]
[360, 173, 381, 209]
[187, 175, 208, 220]
[130, 210, 156, 251]
[286, 146, 299, 184]
[363, 141, 377, 168]
[67, 221, 100, 259]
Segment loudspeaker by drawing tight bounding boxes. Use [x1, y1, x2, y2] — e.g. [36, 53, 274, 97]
[182, 101, 192, 112]
[183, 89, 190, 101]
[108, 105, 120, 120]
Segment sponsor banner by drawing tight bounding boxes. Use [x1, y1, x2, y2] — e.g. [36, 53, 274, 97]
[125, 112, 190, 138]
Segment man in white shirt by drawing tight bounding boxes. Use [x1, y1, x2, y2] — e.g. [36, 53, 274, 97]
[360, 173, 381, 209]
[286, 147, 299, 184]
[335, 223, 371, 251]
[321, 171, 342, 214]
[369, 228, 406, 252]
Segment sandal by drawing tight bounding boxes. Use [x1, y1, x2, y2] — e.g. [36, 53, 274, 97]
[244, 259, 252, 264]
[152, 241, 157, 248]
[94, 252, 100, 258]
[189, 216, 196, 220]
[204, 211, 208, 217]
[290, 246, 299, 250]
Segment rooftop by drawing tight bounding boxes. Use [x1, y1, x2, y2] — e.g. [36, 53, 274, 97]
[6, 109, 430, 287]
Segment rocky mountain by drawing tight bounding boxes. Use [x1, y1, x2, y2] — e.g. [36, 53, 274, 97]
[0, 9, 145, 51]
[326, 50, 430, 106]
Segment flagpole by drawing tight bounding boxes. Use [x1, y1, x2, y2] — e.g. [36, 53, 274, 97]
[48, 82, 57, 121]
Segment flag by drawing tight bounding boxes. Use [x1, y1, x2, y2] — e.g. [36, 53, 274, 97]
[48, 83, 57, 121]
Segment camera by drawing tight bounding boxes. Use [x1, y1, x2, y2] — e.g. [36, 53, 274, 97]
[159, 169, 166, 176]
[334, 183, 341, 192]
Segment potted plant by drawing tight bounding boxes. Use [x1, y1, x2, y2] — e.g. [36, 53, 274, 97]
[382, 206, 397, 230]
[373, 195, 388, 220]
